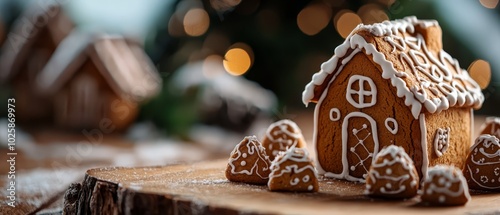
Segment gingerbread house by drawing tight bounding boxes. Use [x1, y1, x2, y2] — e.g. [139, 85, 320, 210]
[35, 31, 161, 130]
[302, 17, 484, 182]
[0, 0, 73, 122]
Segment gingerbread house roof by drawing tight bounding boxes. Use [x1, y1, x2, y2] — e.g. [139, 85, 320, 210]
[0, 0, 73, 82]
[302, 16, 484, 119]
[35, 31, 161, 101]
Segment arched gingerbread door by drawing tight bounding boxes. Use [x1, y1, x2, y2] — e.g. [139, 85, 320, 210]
[341, 112, 379, 182]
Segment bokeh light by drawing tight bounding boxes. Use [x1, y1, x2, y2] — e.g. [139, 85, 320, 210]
[223, 48, 252, 76]
[297, 2, 332, 36]
[334, 10, 362, 39]
[480, 0, 499, 9]
[358, 4, 389, 24]
[183, 8, 210, 37]
[468, 59, 491, 90]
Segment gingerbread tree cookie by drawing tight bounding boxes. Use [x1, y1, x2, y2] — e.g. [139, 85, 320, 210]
[365, 145, 419, 199]
[262, 119, 306, 161]
[463, 134, 500, 191]
[420, 165, 470, 206]
[268, 148, 318, 192]
[225, 136, 272, 185]
[479, 117, 500, 139]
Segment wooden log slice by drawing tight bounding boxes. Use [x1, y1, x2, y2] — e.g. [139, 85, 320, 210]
[64, 159, 500, 215]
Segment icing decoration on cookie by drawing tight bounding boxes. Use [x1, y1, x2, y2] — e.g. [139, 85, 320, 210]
[262, 119, 306, 161]
[346, 75, 377, 108]
[329, 108, 341, 121]
[463, 134, 500, 191]
[268, 147, 319, 192]
[479, 117, 500, 139]
[365, 145, 419, 199]
[433, 127, 450, 157]
[226, 136, 272, 185]
[384, 118, 398, 134]
[420, 165, 470, 206]
[302, 16, 484, 183]
[302, 17, 483, 118]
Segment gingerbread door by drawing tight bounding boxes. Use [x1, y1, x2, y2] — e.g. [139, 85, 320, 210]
[342, 112, 379, 181]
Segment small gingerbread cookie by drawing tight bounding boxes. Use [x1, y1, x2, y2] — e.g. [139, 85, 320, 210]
[365, 145, 419, 199]
[479, 117, 500, 139]
[268, 148, 318, 192]
[420, 165, 470, 206]
[463, 134, 500, 191]
[262, 119, 306, 161]
[226, 136, 272, 185]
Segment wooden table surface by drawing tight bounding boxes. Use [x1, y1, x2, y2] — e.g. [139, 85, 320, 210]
[70, 159, 500, 215]
[0, 112, 493, 214]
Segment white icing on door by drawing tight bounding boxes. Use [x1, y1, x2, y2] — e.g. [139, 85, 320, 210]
[433, 127, 450, 157]
[341, 112, 379, 182]
[346, 75, 377, 109]
[384, 118, 398, 134]
[329, 108, 341, 121]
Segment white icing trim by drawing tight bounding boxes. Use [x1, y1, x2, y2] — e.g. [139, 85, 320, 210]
[346, 75, 377, 108]
[339, 112, 379, 182]
[329, 108, 341, 121]
[466, 164, 500, 190]
[384, 118, 398, 134]
[268, 147, 318, 188]
[313, 88, 327, 175]
[433, 127, 450, 157]
[265, 119, 304, 156]
[227, 136, 270, 179]
[469, 135, 500, 165]
[302, 16, 484, 119]
[420, 114, 429, 180]
[424, 165, 471, 202]
[366, 145, 418, 195]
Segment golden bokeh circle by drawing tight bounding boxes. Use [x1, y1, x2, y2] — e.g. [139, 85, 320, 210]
[334, 10, 362, 39]
[297, 3, 331, 36]
[468, 59, 491, 90]
[183, 8, 210, 37]
[480, 0, 499, 9]
[223, 48, 251, 76]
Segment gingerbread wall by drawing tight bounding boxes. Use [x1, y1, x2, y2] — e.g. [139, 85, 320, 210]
[315, 52, 424, 181]
[54, 60, 138, 130]
[424, 108, 471, 170]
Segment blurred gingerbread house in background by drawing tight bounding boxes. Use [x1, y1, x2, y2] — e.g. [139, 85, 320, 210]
[0, 1, 161, 131]
[0, 1, 73, 122]
[36, 32, 161, 130]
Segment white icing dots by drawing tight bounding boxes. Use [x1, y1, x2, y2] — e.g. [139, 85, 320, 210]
[439, 195, 446, 203]
[240, 161, 246, 166]
[433, 127, 450, 157]
[242, 153, 247, 158]
[386, 168, 392, 175]
[329, 108, 341, 121]
[384, 118, 398, 135]
[268, 148, 318, 192]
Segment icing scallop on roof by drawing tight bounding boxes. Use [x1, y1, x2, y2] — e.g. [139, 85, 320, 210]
[302, 16, 484, 119]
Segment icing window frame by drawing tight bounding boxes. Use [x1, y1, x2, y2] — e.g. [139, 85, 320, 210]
[346, 75, 377, 108]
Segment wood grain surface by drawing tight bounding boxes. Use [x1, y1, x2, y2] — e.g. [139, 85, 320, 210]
[65, 159, 500, 215]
